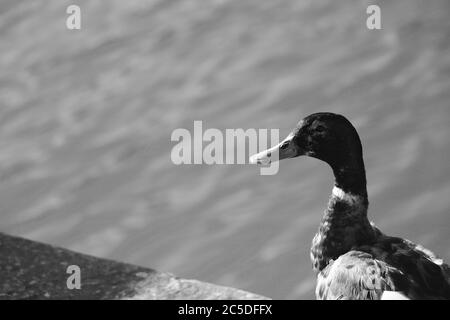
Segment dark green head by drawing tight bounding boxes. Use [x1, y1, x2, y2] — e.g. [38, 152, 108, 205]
[250, 112, 367, 195]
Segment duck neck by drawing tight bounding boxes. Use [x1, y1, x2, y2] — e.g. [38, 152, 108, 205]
[331, 153, 367, 196]
[311, 163, 375, 272]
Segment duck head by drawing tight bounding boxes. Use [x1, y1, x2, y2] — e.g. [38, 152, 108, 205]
[250, 112, 367, 195]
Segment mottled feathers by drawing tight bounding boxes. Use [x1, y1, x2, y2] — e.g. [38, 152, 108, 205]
[316, 250, 407, 300]
[316, 233, 450, 300]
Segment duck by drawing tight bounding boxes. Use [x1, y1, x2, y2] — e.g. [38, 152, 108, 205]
[250, 112, 450, 300]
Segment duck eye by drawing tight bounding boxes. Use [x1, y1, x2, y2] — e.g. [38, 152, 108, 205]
[315, 125, 326, 132]
[280, 141, 290, 150]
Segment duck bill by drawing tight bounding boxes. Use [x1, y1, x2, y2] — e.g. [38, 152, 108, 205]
[249, 134, 299, 165]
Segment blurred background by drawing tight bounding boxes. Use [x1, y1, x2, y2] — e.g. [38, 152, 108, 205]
[0, 0, 449, 299]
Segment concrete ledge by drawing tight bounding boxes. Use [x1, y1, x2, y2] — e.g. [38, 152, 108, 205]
[0, 233, 269, 300]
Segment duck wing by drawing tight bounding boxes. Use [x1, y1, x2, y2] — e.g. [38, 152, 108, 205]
[316, 237, 450, 300]
[316, 250, 410, 300]
[401, 238, 450, 283]
[371, 223, 449, 281]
